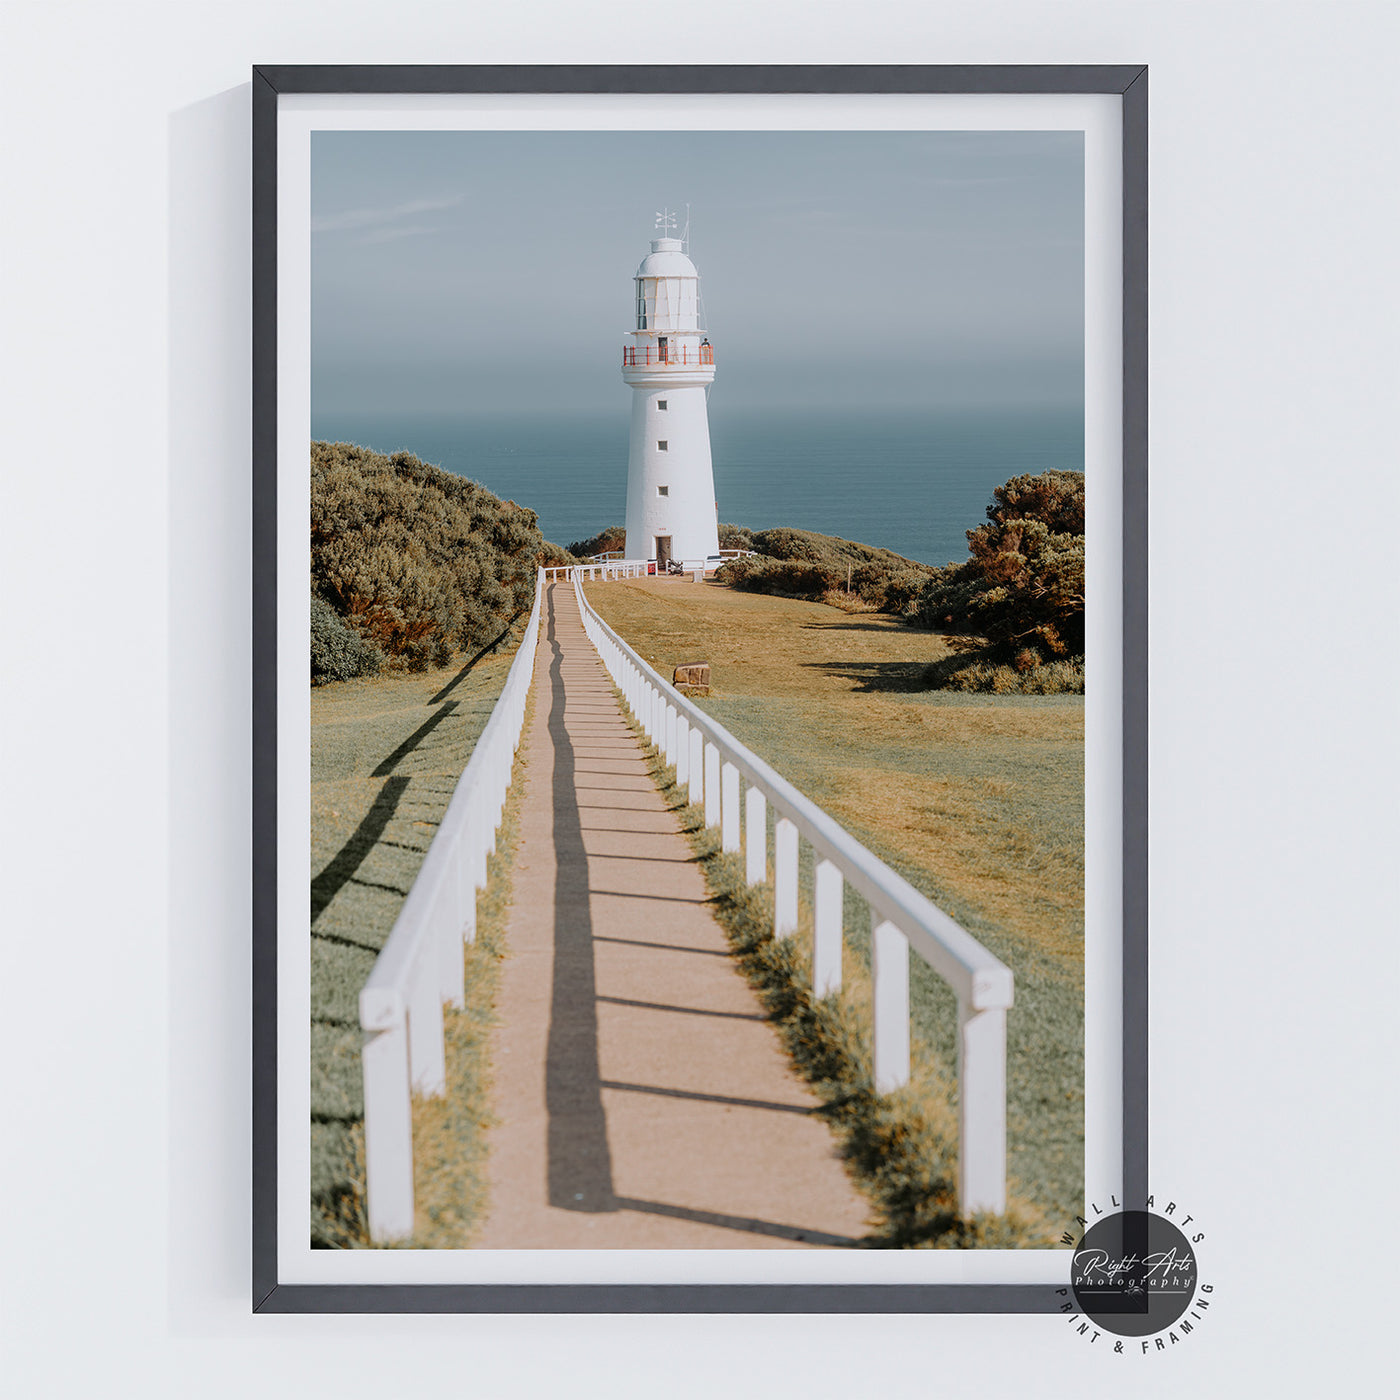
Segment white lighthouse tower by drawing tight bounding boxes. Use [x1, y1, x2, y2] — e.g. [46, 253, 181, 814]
[622, 216, 719, 571]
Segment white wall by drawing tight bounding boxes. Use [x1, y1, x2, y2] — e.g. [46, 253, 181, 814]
[2, 2, 1394, 1395]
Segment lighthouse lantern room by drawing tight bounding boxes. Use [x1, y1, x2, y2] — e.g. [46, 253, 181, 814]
[621, 217, 719, 570]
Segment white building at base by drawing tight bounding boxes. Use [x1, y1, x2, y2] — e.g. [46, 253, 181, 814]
[621, 234, 719, 569]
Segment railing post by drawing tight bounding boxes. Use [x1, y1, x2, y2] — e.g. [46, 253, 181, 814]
[958, 999, 1008, 1216]
[721, 761, 740, 852]
[774, 817, 798, 938]
[665, 704, 677, 766]
[872, 919, 911, 1092]
[442, 845, 467, 1007]
[813, 859, 843, 997]
[471, 821, 487, 891]
[359, 992, 414, 1243]
[487, 746, 502, 851]
[407, 958, 446, 1097]
[688, 727, 703, 806]
[704, 743, 721, 827]
[675, 714, 690, 787]
[745, 786, 766, 885]
[458, 821, 478, 945]
[490, 750, 506, 834]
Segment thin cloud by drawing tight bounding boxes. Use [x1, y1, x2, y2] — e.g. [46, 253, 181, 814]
[312, 194, 465, 235]
[357, 223, 442, 246]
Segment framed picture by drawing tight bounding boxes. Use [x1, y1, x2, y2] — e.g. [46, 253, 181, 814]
[253, 64, 1147, 1313]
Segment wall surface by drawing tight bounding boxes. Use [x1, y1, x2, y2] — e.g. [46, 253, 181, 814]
[1, 2, 1395, 1395]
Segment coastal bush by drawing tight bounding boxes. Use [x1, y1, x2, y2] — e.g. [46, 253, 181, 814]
[718, 556, 844, 600]
[567, 518, 934, 612]
[311, 440, 555, 678]
[567, 524, 626, 559]
[569, 522, 760, 558]
[919, 650, 1085, 695]
[914, 470, 1085, 656]
[717, 525, 935, 612]
[537, 537, 578, 568]
[311, 597, 384, 684]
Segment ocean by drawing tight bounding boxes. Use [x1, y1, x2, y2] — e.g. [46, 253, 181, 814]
[310, 405, 1085, 567]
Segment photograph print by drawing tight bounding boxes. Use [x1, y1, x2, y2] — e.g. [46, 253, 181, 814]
[307, 127, 1087, 1252]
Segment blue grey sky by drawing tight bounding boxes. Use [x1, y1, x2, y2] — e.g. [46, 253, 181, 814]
[311, 130, 1083, 418]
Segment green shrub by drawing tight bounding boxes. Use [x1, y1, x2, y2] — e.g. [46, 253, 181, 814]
[718, 555, 844, 599]
[716, 525, 934, 612]
[567, 524, 626, 559]
[913, 470, 1085, 663]
[919, 649, 1085, 695]
[985, 468, 1084, 535]
[310, 596, 384, 684]
[311, 441, 553, 675]
[537, 538, 579, 568]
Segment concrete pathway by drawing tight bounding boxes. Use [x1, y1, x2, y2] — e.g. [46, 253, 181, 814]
[475, 582, 869, 1248]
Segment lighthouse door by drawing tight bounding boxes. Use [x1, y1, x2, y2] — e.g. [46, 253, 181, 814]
[655, 536, 672, 571]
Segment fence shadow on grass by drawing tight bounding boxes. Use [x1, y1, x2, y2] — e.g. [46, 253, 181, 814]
[310, 774, 412, 924]
[427, 616, 522, 704]
[800, 659, 930, 694]
[798, 616, 910, 634]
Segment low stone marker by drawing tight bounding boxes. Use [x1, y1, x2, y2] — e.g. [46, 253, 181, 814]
[673, 663, 711, 697]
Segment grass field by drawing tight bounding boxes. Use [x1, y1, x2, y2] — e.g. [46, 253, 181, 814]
[310, 626, 525, 1246]
[583, 576, 1084, 1225]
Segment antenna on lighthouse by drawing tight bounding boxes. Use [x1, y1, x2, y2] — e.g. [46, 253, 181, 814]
[682, 203, 691, 251]
[654, 208, 677, 236]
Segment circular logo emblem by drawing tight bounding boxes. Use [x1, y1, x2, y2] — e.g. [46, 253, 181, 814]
[1071, 1210, 1199, 1337]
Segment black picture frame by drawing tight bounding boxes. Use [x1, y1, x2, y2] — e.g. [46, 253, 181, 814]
[253, 63, 1147, 1314]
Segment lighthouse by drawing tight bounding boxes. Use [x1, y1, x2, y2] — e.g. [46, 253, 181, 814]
[621, 219, 719, 570]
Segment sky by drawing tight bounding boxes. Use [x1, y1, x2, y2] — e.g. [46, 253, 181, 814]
[311, 130, 1084, 419]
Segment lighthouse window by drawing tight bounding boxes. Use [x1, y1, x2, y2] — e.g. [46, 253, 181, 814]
[657, 486, 669, 497]
[657, 440, 668, 451]
[657, 400, 667, 410]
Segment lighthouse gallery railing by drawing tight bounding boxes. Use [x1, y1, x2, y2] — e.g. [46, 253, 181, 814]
[357, 568, 544, 1243]
[571, 570, 1015, 1217]
[622, 343, 714, 368]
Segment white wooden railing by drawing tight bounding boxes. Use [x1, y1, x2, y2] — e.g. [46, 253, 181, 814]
[357, 568, 545, 1243]
[544, 560, 649, 582]
[571, 573, 1015, 1217]
[545, 556, 750, 583]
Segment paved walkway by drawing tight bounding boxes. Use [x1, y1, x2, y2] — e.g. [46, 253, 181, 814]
[475, 583, 869, 1248]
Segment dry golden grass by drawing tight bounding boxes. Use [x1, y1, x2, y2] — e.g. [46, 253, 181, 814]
[583, 576, 1083, 963]
[584, 576, 1084, 1223]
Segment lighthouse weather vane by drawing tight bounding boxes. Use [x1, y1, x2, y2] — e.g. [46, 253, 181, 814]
[654, 208, 678, 235]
